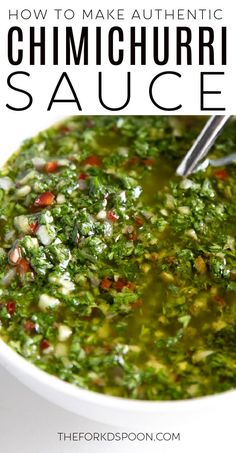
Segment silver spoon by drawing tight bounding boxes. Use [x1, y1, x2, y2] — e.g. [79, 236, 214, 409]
[176, 115, 233, 177]
[192, 152, 236, 173]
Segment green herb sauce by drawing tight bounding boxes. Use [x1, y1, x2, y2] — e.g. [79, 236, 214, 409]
[1, 116, 236, 400]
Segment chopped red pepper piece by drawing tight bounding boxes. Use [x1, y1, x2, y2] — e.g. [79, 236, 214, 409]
[79, 172, 88, 180]
[135, 216, 144, 227]
[114, 278, 135, 292]
[213, 169, 228, 180]
[213, 295, 226, 308]
[29, 221, 38, 233]
[84, 345, 94, 354]
[83, 155, 101, 167]
[40, 339, 50, 351]
[143, 158, 155, 166]
[17, 258, 31, 274]
[107, 210, 119, 222]
[44, 161, 58, 173]
[127, 282, 136, 291]
[114, 278, 127, 292]
[6, 301, 16, 315]
[131, 299, 143, 308]
[92, 377, 105, 387]
[100, 278, 112, 290]
[127, 231, 137, 241]
[126, 156, 140, 166]
[24, 320, 36, 332]
[59, 126, 70, 135]
[34, 191, 55, 206]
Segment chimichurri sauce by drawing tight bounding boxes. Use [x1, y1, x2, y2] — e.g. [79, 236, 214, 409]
[1, 116, 236, 400]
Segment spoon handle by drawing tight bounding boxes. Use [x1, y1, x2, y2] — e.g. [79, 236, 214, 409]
[176, 115, 232, 177]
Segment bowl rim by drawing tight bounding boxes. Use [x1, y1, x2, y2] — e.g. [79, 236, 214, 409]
[0, 338, 235, 414]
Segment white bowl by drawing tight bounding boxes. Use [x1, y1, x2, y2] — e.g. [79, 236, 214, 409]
[0, 113, 235, 428]
[1, 337, 236, 428]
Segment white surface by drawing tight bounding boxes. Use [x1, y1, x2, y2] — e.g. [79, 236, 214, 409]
[0, 363, 235, 453]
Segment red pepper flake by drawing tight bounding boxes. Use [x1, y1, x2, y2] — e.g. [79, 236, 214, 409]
[100, 278, 112, 290]
[6, 301, 16, 315]
[83, 155, 101, 167]
[135, 216, 144, 227]
[127, 231, 137, 241]
[17, 258, 31, 274]
[114, 278, 128, 292]
[143, 158, 155, 166]
[107, 210, 119, 222]
[59, 126, 70, 135]
[114, 278, 135, 292]
[24, 320, 36, 332]
[150, 252, 159, 262]
[93, 377, 105, 387]
[84, 345, 94, 354]
[40, 339, 50, 351]
[44, 161, 58, 173]
[79, 172, 88, 180]
[29, 221, 38, 233]
[125, 156, 140, 166]
[213, 169, 228, 180]
[213, 295, 226, 308]
[34, 191, 55, 207]
[131, 299, 143, 308]
[127, 282, 136, 291]
[79, 315, 93, 321]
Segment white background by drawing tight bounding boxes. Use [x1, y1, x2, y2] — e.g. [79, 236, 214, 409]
[0, 1, 236, 452]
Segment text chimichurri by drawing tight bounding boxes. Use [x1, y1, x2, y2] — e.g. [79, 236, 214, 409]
[0, 116, 236, 400]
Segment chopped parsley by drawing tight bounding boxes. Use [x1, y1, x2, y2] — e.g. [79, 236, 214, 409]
[0, 116, 236, 400]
